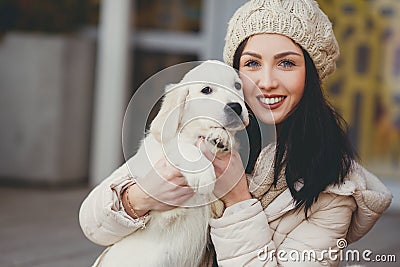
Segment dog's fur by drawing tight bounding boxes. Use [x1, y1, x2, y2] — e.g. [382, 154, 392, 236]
[101, 60, 249, 267]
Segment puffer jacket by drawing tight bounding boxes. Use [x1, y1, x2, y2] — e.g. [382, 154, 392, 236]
[79, 146, 392, 266]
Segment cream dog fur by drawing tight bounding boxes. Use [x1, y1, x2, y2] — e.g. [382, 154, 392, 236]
[100, 60, 249, 267]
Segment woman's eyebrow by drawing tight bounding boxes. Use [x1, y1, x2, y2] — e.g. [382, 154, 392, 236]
[242, 51, 302, 59]
[274, 51, 302, 59]
[241, 51, 262, 59]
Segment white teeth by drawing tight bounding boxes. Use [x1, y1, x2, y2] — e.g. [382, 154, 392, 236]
[259, 96, 284, 105]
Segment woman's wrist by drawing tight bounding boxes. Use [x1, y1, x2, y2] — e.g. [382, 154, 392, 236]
[218, 173, 252, 208]
[222, 191, 252, 208]
[122, 184, 150, 218]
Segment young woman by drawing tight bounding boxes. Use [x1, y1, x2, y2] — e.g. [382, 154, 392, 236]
[80, 0, 392, 266]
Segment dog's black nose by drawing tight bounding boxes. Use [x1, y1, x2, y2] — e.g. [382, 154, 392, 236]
[225, 102, 242, 115]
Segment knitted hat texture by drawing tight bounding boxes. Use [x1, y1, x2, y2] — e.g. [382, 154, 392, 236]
[223, 0, 339, 81]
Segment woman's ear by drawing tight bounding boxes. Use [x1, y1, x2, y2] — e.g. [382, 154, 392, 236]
[150, 84, 188, 143]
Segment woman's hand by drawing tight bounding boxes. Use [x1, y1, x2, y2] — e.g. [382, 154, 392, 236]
[198, 139, 252, 207]
[126, 157, 195, 216]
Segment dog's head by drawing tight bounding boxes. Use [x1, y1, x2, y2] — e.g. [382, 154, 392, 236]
[150, 60, 249, 143]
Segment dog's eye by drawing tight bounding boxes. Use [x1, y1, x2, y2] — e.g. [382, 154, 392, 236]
[201, 86, 213, 94]
[234, 82, 242, 90]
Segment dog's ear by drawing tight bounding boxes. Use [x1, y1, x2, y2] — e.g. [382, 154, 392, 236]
[150, 84, 189, 143]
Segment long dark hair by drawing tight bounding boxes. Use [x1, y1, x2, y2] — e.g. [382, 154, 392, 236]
[235, 38, 356, 215]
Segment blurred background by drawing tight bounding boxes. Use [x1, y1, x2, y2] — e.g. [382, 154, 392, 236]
[0, 0, 398, 266]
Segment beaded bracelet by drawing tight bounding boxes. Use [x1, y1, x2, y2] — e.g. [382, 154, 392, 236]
[123, 184, 149, 229]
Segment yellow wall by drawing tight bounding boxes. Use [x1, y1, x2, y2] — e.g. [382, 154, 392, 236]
[319, 0, 400, 177]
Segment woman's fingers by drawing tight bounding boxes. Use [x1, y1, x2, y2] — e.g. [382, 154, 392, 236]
[141, 157, 196, 208]
[154, 157, 183, 180]
[174, 192, 195, 206]
[197, 138, 215, 162]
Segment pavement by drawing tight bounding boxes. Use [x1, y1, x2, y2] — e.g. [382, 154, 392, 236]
[0, 183, 398, 267]
[0, 185, 103, 267]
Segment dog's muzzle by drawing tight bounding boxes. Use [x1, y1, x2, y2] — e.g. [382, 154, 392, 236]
[224, 102, 248, 129]
[225, 102, 242, 116]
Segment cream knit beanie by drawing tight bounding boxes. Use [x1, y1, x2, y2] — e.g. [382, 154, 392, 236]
[223, 0, 339, 81]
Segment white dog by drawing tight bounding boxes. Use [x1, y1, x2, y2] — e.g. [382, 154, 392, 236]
[101, 60, 249, 267]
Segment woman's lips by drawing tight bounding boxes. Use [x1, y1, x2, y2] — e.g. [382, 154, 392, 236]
[256, 95, 286, 110]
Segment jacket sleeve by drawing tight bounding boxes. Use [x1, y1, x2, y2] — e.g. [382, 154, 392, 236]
[79, 162, 150, 246]
[210, 199, 277, 266]
[210, 195, 356, 266]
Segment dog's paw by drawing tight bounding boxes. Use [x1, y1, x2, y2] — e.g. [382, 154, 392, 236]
[205, 128, 232, 154]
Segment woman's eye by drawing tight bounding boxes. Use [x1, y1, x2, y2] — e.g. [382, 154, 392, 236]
[279, 60, 295, 68]
[201, 86, 213, 94]
[244, 60, 260, 68]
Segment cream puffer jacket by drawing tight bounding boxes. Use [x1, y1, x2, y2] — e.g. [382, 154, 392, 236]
[79, 146, 392, 266]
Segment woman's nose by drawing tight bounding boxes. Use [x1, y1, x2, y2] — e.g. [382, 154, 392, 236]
[257, 68, 278, 90]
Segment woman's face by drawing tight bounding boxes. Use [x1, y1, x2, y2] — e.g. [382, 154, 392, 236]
[239, 34, 306, 125]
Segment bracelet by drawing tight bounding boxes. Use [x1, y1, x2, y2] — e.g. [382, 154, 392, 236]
[123, 185, 149, 229]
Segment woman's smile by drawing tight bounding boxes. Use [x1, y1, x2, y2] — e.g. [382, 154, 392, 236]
[256, 94, 287, 109]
